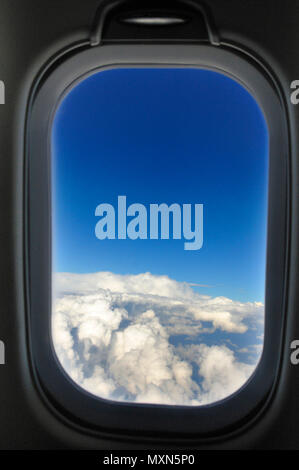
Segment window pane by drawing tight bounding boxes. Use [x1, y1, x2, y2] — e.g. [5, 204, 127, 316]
[51, 68, 268, 406]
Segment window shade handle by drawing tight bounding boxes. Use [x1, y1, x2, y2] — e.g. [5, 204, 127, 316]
[90, 0, 219, 46]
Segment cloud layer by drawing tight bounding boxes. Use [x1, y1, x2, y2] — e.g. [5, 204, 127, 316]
[52, 271, 263, 406]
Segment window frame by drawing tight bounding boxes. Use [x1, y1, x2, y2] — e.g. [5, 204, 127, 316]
[25, 43, 289, 438]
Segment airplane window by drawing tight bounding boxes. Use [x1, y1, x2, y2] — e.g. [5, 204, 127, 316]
[51, 67, 268, 407]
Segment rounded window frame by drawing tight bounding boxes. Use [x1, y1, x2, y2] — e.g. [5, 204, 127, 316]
[26, 43, 289, 438]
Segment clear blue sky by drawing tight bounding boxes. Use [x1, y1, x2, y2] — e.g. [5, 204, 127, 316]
[52, 67, 269, 302]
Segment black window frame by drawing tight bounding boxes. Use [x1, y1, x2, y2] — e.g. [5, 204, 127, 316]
[25, 43, 289, 439]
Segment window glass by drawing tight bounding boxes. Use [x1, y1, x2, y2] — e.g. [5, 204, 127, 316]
[52, 68, 268, 406]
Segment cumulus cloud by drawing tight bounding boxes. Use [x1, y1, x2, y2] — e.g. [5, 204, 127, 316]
[52, 271, 263, 406]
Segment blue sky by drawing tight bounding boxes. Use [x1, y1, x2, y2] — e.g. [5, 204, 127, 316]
[52, 67, 268, 303]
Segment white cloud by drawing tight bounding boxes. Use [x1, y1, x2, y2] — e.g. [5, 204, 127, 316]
[52, 271, 264, 406]
[178, 344, 255, 404]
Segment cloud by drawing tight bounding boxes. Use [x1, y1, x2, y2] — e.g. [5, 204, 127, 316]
[177, 344, 254, 404]
[52, 271, 263, 406]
